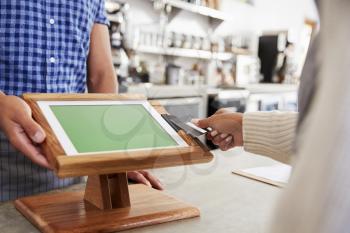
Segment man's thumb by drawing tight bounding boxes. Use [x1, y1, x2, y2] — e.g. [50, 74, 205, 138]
[21, 118, 46, 143]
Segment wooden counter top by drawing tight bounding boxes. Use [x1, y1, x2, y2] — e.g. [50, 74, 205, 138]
[0, 149, 282, 233]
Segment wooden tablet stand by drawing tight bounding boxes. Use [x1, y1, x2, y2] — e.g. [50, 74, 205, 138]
[84, 173, 131, 210]
[14, 94, 213, 233]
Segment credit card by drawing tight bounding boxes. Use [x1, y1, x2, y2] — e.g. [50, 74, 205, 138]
[162, 114, 208, 138]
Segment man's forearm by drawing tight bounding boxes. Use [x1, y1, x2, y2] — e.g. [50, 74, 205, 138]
[87, 23, 118, 94]
[87, 72, 118, 94]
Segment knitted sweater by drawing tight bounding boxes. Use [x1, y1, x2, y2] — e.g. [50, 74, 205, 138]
[243, 111, 298, 164]
[269, 1, 350, 232]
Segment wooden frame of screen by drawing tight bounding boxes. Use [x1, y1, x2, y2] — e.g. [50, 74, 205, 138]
[38, 100, 189, 155]
[22, 93, 213, 178]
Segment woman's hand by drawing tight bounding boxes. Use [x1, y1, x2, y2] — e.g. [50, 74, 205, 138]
[195, 109, 244, 151]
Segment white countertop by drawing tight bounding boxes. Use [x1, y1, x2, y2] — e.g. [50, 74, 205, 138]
[126, 83, 298, 99]
[241, 83, 299, 94]
[0, 148, 283, 233]
[127, 84, 207, 98]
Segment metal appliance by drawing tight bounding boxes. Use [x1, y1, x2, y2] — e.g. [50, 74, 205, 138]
[155, 97, 205, 123]
[207, 89, 249, 116]
[246, 92, 298, 112]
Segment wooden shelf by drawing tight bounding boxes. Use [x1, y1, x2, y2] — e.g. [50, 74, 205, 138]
[134, 46, 233, 61]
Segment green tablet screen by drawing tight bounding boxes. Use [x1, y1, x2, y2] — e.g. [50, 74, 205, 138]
[50, 104, 178, 153]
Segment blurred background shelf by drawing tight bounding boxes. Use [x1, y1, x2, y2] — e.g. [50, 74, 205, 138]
[107, 15, 122, 23]
[106, 0, 310, 121]
[161, 0, 229, 21]
[134, 46, 234, 61]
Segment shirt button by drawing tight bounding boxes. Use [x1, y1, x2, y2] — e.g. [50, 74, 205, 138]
[49, 18, 55, 25]
[50, 57, 56, 63]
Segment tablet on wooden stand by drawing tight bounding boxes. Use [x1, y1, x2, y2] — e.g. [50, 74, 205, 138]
[14, 93, 213, 233]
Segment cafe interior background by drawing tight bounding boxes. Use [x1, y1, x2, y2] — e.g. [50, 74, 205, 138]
[107, 0, 317, 123]
[0, 1, 324, 232]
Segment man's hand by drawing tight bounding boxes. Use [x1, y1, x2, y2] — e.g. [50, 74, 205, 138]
[0, 93, 50, 168]
[127, 171, 164, 190]
[195, 108, 244, 151]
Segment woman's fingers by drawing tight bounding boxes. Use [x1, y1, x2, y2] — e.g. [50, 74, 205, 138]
[219, 136, 234, 151]
[212, 133, 228, 145]
[210, 132, 236, 151]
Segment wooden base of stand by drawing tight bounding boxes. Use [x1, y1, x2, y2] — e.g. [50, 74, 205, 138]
[15, 184, 200, 233]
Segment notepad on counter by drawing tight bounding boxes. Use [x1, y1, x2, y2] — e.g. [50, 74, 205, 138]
[232, 164, 292, 188]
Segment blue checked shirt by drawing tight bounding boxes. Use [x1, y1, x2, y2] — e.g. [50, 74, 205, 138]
[0, 0, 109, 201]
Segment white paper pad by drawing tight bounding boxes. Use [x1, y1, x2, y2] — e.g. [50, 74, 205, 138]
[233, 164, 292, 187]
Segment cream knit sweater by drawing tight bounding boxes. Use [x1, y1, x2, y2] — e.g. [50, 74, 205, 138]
[243, 1, 350, 232]
[269, 0, 350, 232]
[243, 111, 298, 164]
